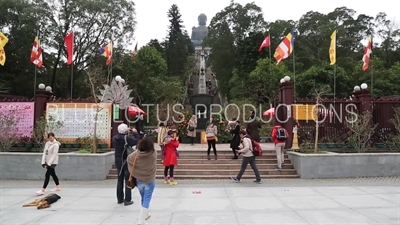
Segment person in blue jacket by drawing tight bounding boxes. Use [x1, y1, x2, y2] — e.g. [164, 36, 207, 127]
[112, 123, 140, 206]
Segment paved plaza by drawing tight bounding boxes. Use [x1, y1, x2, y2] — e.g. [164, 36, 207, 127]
[0, 178, 399, 225]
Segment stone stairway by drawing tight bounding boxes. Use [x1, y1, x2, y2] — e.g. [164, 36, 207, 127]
[106, 143, 299, 179]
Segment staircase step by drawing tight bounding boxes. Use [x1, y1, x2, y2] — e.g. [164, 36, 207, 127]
[109, 164, 293, 174]
[106, 174, 300, 179]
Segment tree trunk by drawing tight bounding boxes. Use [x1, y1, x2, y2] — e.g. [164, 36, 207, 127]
[92, 107, 99, 153]
[314, 122, 319, 153]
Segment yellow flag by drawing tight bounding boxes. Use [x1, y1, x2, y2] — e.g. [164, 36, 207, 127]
[0, 32, 8, 49]
[329, 30, 336, 65]
[0, 48, 5, 66]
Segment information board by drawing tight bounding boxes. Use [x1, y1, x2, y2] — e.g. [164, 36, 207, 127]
[292, 104, 317, 121]
[46, 103, 112, 146]
[0, 102, 35, 137]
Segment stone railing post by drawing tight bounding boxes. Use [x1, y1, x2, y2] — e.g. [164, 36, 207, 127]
[276, 78, 294, 149]
[34, 90, 52, 123]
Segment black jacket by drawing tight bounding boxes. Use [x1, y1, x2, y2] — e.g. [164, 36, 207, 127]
[112, 133, 140, 169]
[229, 124, 241, 149]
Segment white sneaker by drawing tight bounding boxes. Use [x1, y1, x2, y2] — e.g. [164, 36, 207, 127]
[36, 190, 45, 195]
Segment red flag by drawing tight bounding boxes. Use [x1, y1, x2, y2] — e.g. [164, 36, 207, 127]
[64, 32, 74, 65]
[30, 31, 43, 67]
[259, 35, 271, 52]
[132, 42, 138, 59]
[362, 36, 372, 71]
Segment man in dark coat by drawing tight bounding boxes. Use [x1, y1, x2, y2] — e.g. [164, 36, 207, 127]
[112, 123, 140, 206]
[246, 118, 262, 142]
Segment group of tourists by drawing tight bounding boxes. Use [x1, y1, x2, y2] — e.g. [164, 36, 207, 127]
[33, 110, 289, 225]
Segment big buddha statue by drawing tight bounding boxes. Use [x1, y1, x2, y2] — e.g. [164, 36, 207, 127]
[191, 13, 208, 47]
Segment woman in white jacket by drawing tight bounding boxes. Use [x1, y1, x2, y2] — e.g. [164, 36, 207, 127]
[231, 130, 262, 184]
[36, 132, 61, 195]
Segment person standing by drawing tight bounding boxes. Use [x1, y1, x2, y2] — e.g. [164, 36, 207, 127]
[36, 132, 61, 195]
[187, 115, 197, 145]
[127, 137, 157, 225]
[231, 130, 261, 184]
[112, 123, 140, 206]
[271, 125, 289, 171]
[206, 120, 218, 160]
[163, 130, 180, 185]
[246, 116, 262, 142]
[226, 119, 240, 159]
[157, 121, 168, 162]
[135, 113, 145, 139]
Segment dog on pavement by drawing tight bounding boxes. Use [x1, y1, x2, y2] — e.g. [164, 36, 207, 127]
[23, 193, 61, 209]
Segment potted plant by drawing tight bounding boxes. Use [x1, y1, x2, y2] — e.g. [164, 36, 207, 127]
[97, 140, 108, 148]
[335, 143, 345, 148]
[80, 136, 91, 149]
[375, 143, 385, 148]
[16, 137, 25, 147]
[73, 138, 81, 148]
[22, 136, 32, 147]
[64, 140, 72, 148]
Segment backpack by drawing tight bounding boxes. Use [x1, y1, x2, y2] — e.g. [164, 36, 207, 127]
[251, 139, 263, 157]
[124, 135, 135, 156]
[276, 127, 288, 141]
[245, 135, 263, 157]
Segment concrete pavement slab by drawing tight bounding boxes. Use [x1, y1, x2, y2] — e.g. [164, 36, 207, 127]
[0, 179, 399, 225]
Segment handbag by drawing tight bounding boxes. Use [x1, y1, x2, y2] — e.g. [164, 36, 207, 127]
[126, 153, 138, 189]
[188, 126, 195, 131]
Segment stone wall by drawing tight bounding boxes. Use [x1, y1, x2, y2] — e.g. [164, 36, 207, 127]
[0, 152, 114, 180]
[288, 151, 400, 179]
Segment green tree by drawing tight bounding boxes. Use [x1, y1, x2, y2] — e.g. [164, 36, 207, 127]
[296, 63, 351, 98]
[0, 0, 45, 97]
[33, 0, 136, 97]
[165, 4, 192, 78]
[205, 2, 266, 99]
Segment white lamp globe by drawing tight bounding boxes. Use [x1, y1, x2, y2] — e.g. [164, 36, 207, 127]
[115, 75, 122, 82]
[284, 76, 290, 82]
[361, 83, 368, 90]
[45, 86, 52, 92]
[120, 78, 125, 83]
[38, 83, 45, 90]
[280, 79, 285, 84]
[354, 86, 360, 92]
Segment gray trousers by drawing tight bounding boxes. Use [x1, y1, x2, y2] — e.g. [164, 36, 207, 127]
[236, 156, 261, 181]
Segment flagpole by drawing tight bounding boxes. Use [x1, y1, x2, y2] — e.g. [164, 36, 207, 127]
[268, 32, 272, 74]
[333, 31, 336, 105]
[70, 61, 73, 100]
[34, 65, 37, 96]
[370, 36, 373, 97]
[70, 30, 73, 101]
[292, 46, 296, 103]
[108, 32, 113, 84]
[333, 64, 336, 103]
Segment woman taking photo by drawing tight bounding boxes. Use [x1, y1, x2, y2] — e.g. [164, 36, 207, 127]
[36, 132, 61, 195]
[127, 137, 157, 225]
[206, 120, 218, 160]
[163, 130, 180, 185]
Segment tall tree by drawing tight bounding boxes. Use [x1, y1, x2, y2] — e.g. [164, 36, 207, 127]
[165, 4, 192, 78]
[33, 0, 136, 97]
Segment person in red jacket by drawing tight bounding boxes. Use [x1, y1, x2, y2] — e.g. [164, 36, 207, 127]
[162, 130, 180, 185]
[271, 125, 289, 171]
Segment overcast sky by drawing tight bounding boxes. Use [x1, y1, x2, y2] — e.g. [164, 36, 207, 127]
[132, 0, 398, 49]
